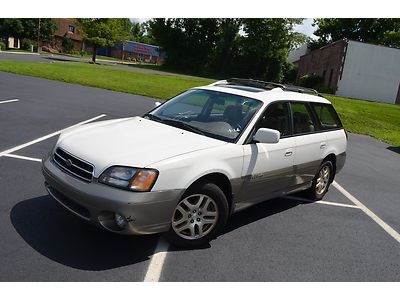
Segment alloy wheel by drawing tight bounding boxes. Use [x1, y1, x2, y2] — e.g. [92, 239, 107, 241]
[172, 194, 219, 240]
[315, 165, 331, 195]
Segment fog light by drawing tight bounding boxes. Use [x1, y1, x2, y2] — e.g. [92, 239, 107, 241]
[114, 213, 127, 229]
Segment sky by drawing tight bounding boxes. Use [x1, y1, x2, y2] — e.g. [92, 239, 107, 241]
[294, 18, 317, 39]
[132, 18, 318, 39]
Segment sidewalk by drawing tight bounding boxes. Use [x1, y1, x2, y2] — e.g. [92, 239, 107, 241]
[0, 50, 40, 55]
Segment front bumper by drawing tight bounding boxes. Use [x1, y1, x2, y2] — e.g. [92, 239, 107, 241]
[42, 155, 184, 235]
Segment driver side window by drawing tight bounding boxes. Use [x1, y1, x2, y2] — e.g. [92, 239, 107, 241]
[258, 102, 291, 138]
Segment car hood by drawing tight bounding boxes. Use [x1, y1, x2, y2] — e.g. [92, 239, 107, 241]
[57, 116, 227, 177]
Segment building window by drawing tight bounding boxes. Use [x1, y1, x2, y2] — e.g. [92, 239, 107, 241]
[68, 25, 75, 33]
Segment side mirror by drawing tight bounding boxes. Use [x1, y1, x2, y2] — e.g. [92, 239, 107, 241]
[253, 128, 280, 144]
[155, 101, 162, 107]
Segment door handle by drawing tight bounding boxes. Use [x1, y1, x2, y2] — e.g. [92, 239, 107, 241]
[320, 142, 327, 149]
[285, 149, 293, 156]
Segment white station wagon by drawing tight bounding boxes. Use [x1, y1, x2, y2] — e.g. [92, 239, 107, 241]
[42, 78, 347, 248]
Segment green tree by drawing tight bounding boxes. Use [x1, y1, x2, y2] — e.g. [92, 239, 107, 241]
[148, 18, 303, 80]
[77, 18, 131, 63]
[0, 18, 57, 48]
[208, 18, 242, 76]
[149, 18, 219, 71]
[0, 19, 24, 47]
[236, 18, 303, 81]
[310, 18, 400, 50]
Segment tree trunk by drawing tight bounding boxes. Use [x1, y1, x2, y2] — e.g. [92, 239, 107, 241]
[92, 44, 97, 63]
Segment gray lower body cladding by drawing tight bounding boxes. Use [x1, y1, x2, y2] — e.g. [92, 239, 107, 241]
[42, 155, 184, 235]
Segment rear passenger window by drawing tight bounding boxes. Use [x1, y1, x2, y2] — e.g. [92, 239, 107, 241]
[311, 103, 342, 129]
[291, 102, 316, 134]
[258, 102, 291, 137]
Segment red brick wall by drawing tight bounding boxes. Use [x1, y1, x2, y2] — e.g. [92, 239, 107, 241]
[53, 18, 83, 51]
[296, 40, 347, 91]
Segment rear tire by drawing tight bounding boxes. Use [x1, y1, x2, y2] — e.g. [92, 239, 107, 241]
[306, 160, 334, 201]
[165, 182, 229, 248]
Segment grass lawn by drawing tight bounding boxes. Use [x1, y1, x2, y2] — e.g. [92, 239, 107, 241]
[0, 60, 398, 146]
[326, 95, 400, 146]
[0, 60, 213, 99]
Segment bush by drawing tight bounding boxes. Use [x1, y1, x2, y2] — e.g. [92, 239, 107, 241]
[62, 34, 74, 53]
[21, 39, 33, 51]
[299, 74, 324, 88]
[282, 62, 298, 84]
[0, 40, 6, 51]
[69, 50, 87, 57]
[299, 74, 335, 94]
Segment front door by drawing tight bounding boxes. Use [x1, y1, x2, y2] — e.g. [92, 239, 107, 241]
[239, 102, 295, 204]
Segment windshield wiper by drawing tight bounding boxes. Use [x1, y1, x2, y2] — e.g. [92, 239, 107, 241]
[144, 114, 205, 136]
[143, 114, 164, 122]
[162, 119, 206, 136]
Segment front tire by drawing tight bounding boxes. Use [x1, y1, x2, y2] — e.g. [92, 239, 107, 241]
[306, 160, 334, 201]
[165, 182, 229, 248]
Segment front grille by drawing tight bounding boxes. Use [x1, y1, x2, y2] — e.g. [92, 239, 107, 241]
[53, 148, 94, 182]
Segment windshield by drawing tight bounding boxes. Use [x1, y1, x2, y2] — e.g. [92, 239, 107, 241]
[145, 89, 263, 142]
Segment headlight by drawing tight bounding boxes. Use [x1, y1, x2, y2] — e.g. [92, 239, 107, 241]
[99, 166, 158, 192]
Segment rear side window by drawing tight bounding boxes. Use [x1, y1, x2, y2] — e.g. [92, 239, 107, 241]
[311, 103, 343, 129]
[291, 102, 316, 134]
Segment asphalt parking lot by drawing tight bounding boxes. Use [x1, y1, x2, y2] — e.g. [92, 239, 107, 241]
[0, 71, 399, 281]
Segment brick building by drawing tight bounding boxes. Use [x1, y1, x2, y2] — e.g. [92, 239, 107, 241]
[296, 39, 400, 104]
[52, 18, 84, 51]
[296, 39, 347, 93]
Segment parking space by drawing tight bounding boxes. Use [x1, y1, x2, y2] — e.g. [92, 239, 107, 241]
[0, 71, 399, 281]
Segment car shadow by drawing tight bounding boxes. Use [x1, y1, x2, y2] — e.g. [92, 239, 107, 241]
[42, 56, 83, 63]
[387, 146, 400, 155]
[222, 196, 308, 235]
[10, 195, 161, 271]
[11, 193, 315, 270]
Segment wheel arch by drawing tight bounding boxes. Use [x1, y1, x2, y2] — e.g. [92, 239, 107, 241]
[322, 153, 337, 181]
[185, 172, 234, 215]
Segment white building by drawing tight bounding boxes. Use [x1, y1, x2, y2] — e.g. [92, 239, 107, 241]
[297, 39, 400, 105]
[336, 41, 400, 104]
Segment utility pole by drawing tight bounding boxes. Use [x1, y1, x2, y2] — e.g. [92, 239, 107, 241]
[37, 18, 41, 53]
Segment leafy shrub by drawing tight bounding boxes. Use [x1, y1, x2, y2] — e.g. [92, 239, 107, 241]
[282, 62, 298, 84]
[0, 40, 6, 51]
[21, 39, 33, 51]
[62, 34, 74, 53]
[299, 74, 324, 88]
[299, 74, 335, 94]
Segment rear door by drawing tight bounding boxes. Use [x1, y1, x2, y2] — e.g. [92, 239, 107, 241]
[291, 101, 327, 185]
[240, 101, 295, 203]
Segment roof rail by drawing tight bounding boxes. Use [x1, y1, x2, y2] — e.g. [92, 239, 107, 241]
[226, 78, 285, 90]
[282, 85, 324, 97]
[212, 78, 323, 97]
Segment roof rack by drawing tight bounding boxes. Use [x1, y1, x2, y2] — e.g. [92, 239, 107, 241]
[212, 78, 323, 97]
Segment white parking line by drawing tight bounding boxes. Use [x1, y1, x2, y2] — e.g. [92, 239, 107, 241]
[3, 153, 41, 162]
[284, 195, 360, 209]
[333, 181, 400, 244]
[0, 114, 106, 158]
[143, 238, 169, 282]
[0, 99, 19, 104]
